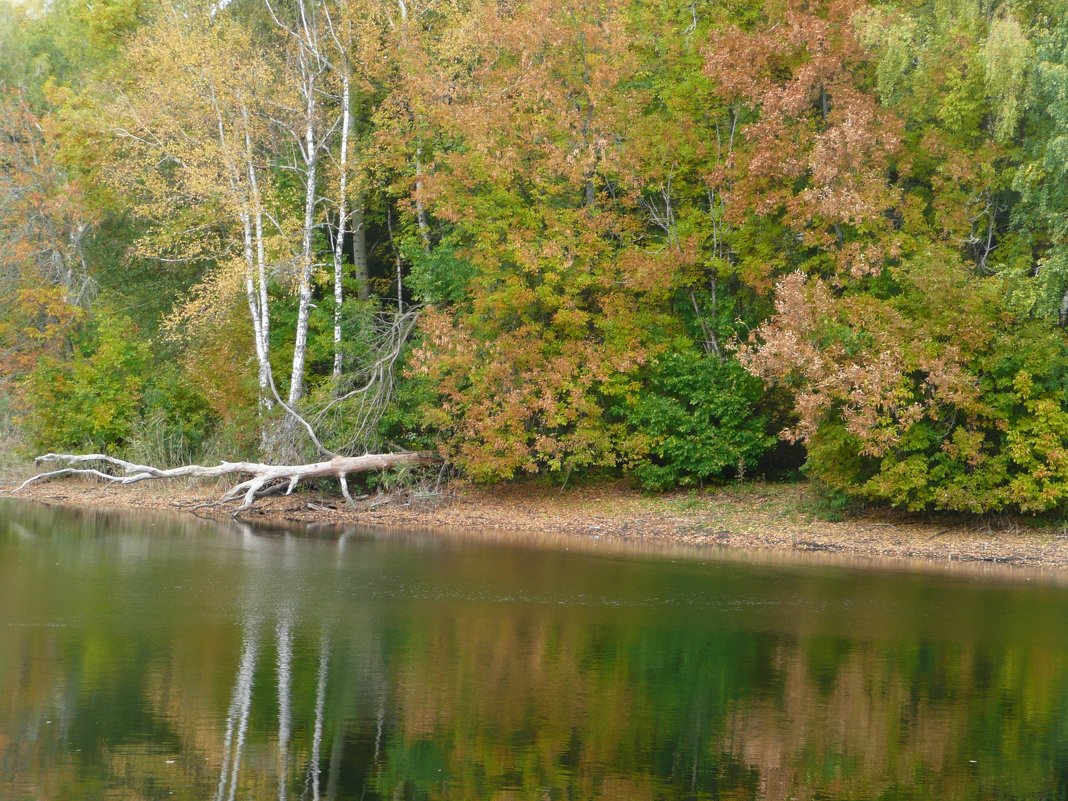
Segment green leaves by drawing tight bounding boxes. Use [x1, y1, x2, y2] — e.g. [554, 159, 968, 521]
[4, 0, 1068, 508]
[621, 350, 774, 490]
[21, 311, 151, 452]
[983, 13, 1032, 144]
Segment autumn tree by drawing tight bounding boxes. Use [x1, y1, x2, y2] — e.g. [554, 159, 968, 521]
[397, 0, 676, 480]
[736, 0, 1068, 513]
[0, 90, 92, 383]
[704, 0, 904, 288]
[102, 11, 284, 420]
[6, 0, 1068, 512]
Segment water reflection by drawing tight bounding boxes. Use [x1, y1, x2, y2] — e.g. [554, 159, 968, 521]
[215, 612, 256, 801]
[3, 501, 1068, 800]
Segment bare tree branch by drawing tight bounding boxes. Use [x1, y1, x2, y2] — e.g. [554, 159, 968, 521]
[15, 451, 437, 516]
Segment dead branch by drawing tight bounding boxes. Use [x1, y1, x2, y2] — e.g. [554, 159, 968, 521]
[15, 451, 437, 516]
[312, 306, 421, 453]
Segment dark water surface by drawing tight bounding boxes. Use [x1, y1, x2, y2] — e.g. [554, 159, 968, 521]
[3, 502, 1068, 800]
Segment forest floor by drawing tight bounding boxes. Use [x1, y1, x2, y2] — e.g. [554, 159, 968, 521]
[4, 473, 1068, 573]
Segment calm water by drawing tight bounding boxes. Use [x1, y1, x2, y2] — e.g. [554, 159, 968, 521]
[3, 503, 1068, 800]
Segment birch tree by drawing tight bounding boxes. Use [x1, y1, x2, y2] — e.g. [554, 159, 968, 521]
[265, 0, 331, 407]
[106, 13, 284, 413]
[324, 2, 357, 381]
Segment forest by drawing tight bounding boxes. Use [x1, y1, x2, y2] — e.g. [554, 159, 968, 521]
[1, 0, 1067, 515]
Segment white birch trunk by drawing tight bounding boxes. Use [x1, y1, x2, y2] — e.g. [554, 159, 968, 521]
[289, 90, 317, 406]
[241, 208, 271, 407]
[243, 115, 272, 409]
[288, 0, 322, 408]
[332, 72, 351, 381]
[213, 89, 273, 414]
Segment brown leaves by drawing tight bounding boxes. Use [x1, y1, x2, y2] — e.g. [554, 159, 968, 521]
[704, 0, 902, 284]
[0, 92, 93, 388]
[739, 262, 992, 458]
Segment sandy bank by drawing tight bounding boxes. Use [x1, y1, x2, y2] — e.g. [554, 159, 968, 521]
[4, 476, 1067, 573]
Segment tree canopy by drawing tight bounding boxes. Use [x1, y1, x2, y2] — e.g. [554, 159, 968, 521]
[2, 0, 1067, 514]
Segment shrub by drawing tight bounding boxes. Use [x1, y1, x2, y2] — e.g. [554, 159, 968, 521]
[20, 310, 150, 452]
[19, 310, 215, 461]
[744, 262, 1068, 514]
[620, 350, 775, 491]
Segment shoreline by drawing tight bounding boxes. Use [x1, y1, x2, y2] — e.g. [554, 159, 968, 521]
[4, 477, 1068, 574]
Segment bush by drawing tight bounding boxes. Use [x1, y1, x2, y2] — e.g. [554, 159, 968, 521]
[807, 327, 1068, 514]
[125, 365, 214, 465]
[745, 262, 1068, 515]
[620, 350, 775, 491]
[19, 310, 215, 461]
[20, 311, 150, 452]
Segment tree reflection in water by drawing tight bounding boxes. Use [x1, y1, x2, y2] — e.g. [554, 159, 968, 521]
[3, 503, 1068, 800]
[215, 612, 257, 801]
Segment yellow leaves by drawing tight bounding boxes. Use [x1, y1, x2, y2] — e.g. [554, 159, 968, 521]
[414, 299, 644, 480]
[106, 12, 286, 221]
[179, 309, 258, 426]
[550, 306, 591, 335]
[1013, 370, 1035, 400]
[983, 12, 1031, 144]
[162, 258, 245, 344]
[0, 284, 83, 384]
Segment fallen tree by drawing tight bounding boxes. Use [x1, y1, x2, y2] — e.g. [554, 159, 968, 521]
[13, 306, 433, 517]
[16, 451, 437, 516]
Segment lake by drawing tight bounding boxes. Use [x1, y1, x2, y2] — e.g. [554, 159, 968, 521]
[2, 500, 1068, 800]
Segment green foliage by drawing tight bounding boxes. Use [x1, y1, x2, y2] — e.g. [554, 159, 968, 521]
[983, 13, 1031, 144]
[4, 0, 1068, 512]
[789, 270, 1068, 514]
[621, 350, 774, 490]
[20, 311, 151, 452]
[378, 367, 443, 453]
[20, 310, 214, 460]
[403, 234, 476, 306]
[127, 365, 215, 464]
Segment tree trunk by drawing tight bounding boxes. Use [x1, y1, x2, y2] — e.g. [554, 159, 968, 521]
[289, 0, 322, 407]
[352, 201, 369, 301]
[241, 207, 272, 406]
[332, 72, 352, 382]
[244, 122, 271, 406]
[211, 87, 274, 414]
[289, 92, 317, 406]
[16, 451, 437, 516]
[242, 113, 273, 413]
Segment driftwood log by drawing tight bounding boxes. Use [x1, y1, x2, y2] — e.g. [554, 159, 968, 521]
[16, 451, 436, 515]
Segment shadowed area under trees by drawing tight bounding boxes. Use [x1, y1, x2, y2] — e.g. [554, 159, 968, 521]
[1, 0, 1067, 516]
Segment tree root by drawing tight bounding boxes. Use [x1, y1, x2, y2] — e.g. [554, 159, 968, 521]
[15, 452, 437, 517]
